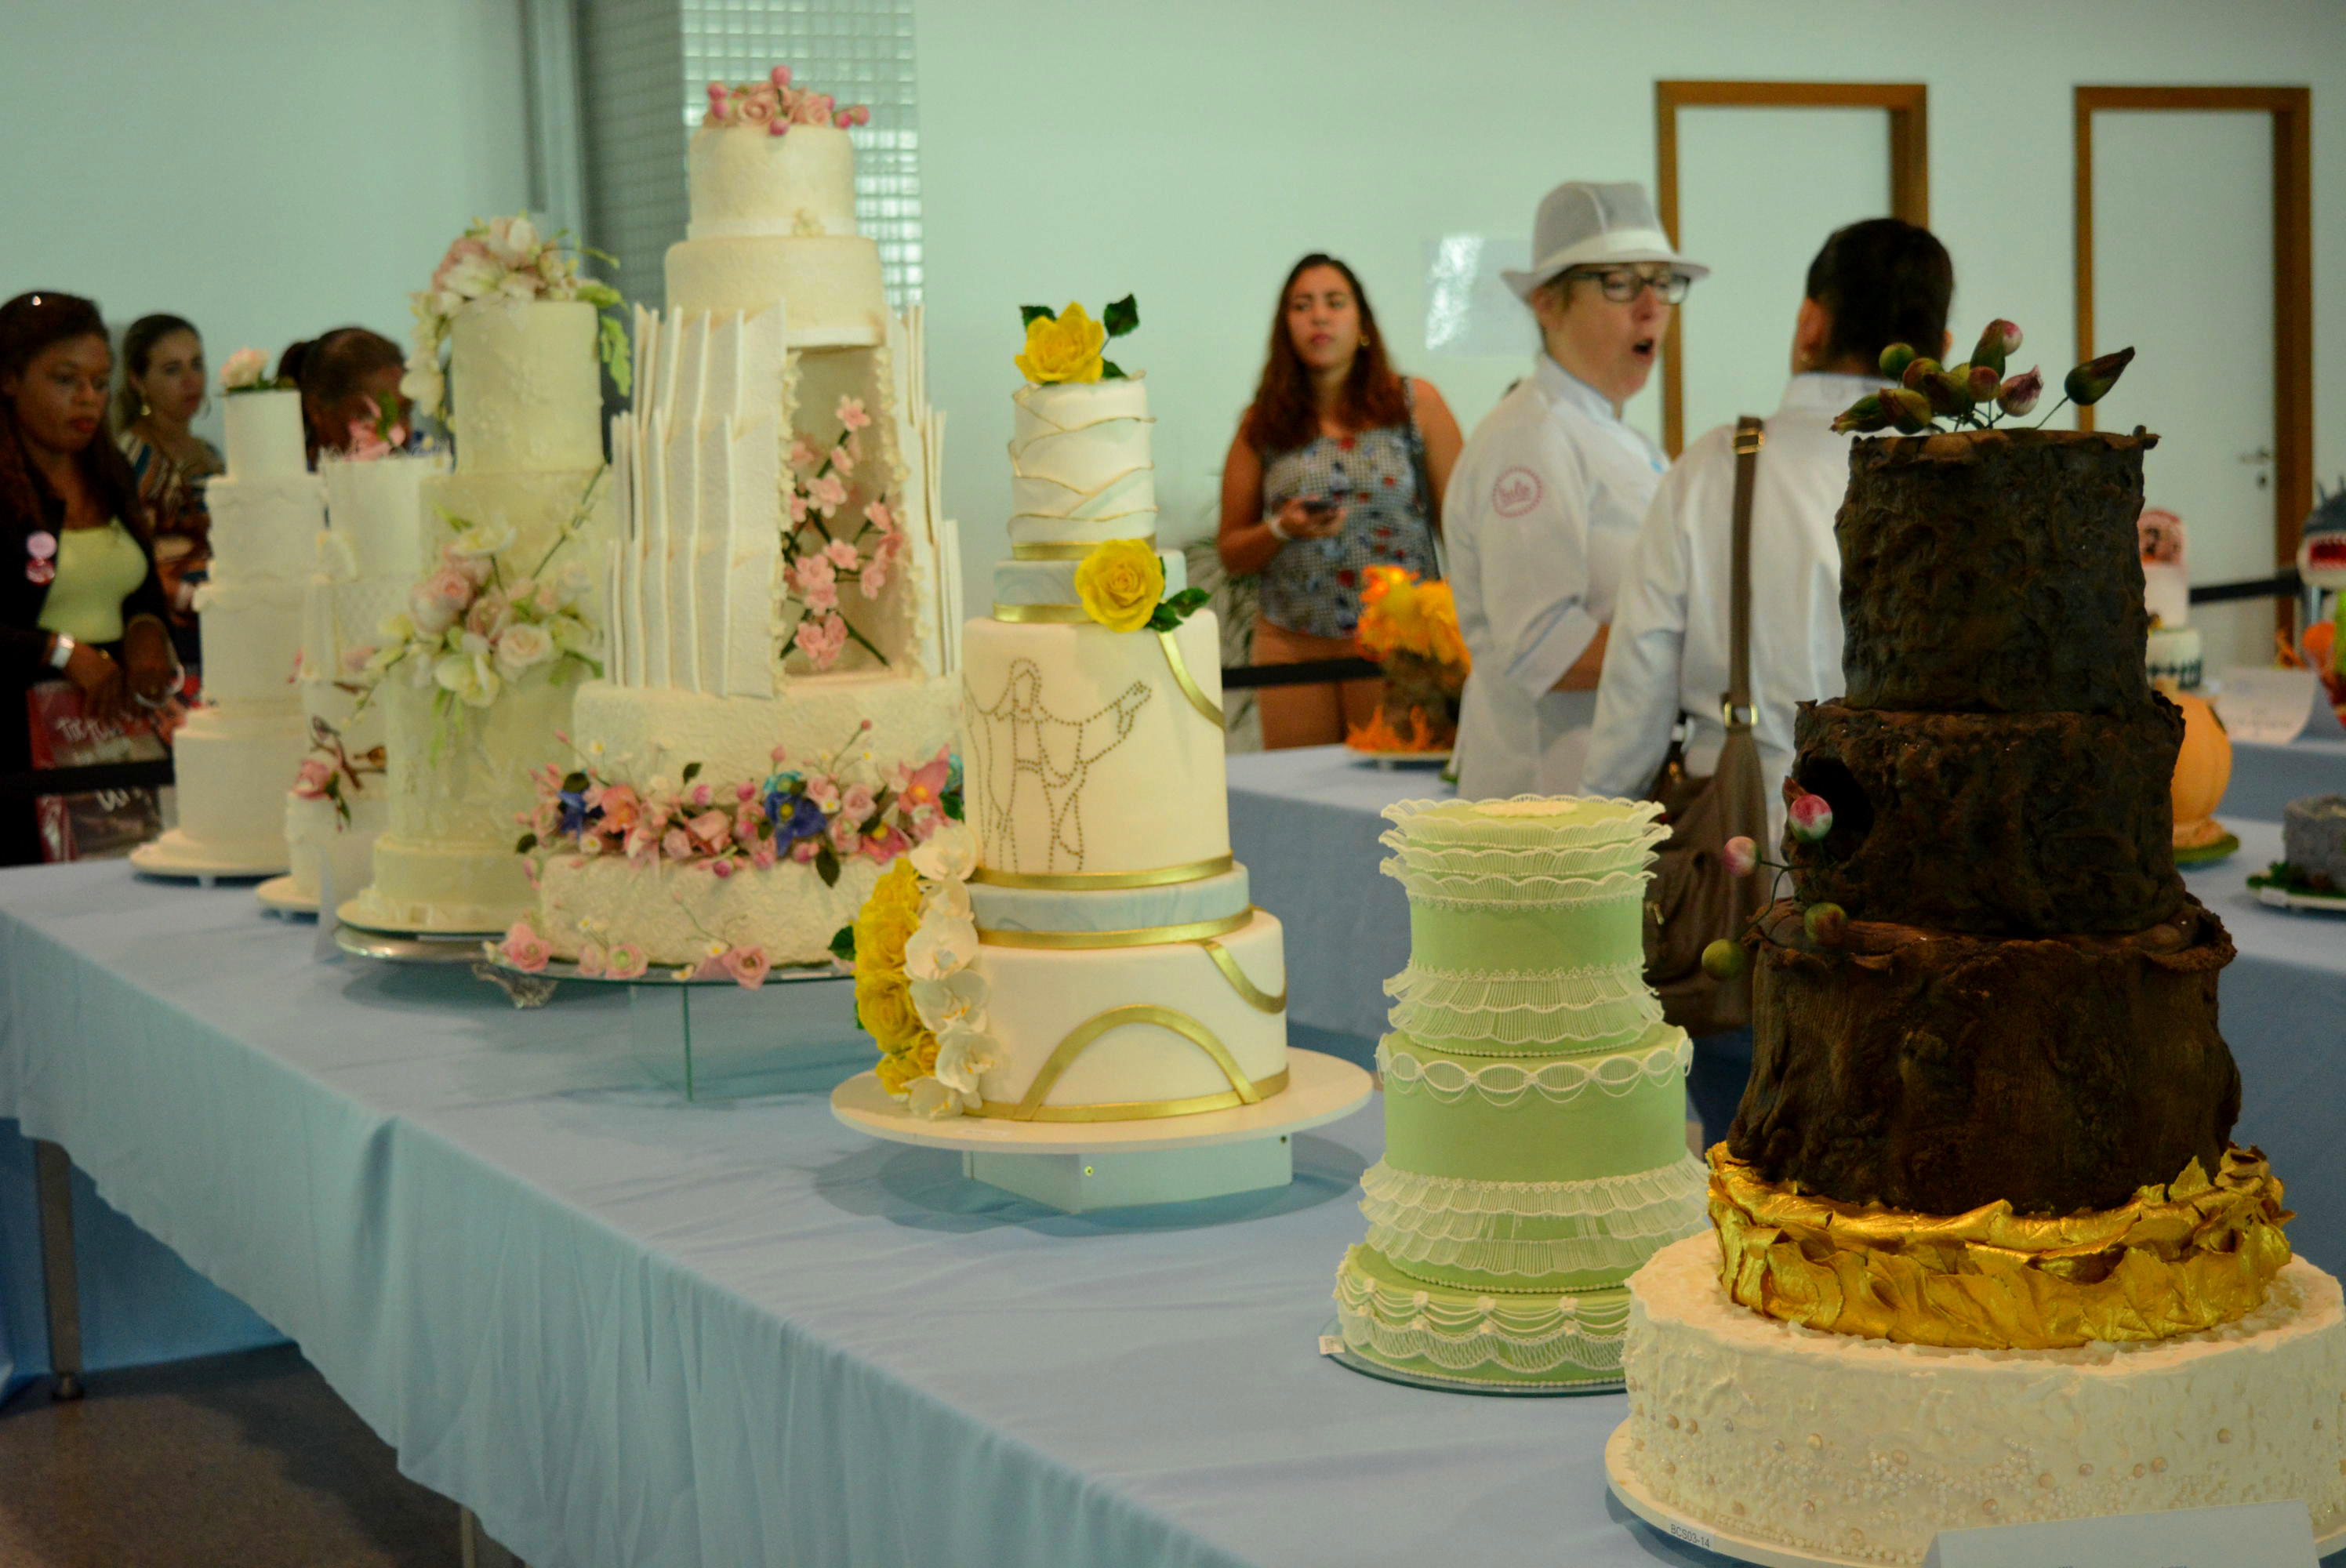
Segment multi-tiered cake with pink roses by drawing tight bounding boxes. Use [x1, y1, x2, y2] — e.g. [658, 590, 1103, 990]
[508, 67, 962, 975]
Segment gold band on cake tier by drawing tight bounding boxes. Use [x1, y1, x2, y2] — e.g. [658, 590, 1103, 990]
[1709, 1144, 2292, 1349]
[975, 910, 1251, 948]
[975, 1003, 1286, 1121]
[1011, 536, 1157, 560]
[971, 853, 1233, 890]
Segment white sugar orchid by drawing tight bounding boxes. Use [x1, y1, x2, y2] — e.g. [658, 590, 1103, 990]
[434, 644, 502, 708]
[934, 1026, 1000, 1099]
[920, 875, 972, 924]
[906, 1076, 964, 1120]
[451, 519, 518, 558]
[483, 214, 539, 267]
[903, 905, 979, 982]
[910, 968, 989, 1036]
[910, 821, 977, 884]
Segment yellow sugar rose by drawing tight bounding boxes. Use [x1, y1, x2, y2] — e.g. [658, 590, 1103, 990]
[875, 1046, 924, 1096]
[852, 859, 924, 976]
[1015, 303, 1106, 384]
[1073, 539, 1165, 634]
[857, 970, 924, 1052]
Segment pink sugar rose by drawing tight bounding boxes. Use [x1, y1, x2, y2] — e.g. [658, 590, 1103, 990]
[829, 812, 862, 856]
[733, 83, 779, 126]
[690, 782, 714, 808]
[501, 920, 551, 973]
[409, 566, 473, 637]
[689, 808, 730, 847]
[625, 826, 659, 864]
[576, 943, 608, 978]
[292, 757, 334, 799]
[837, 395, 871, 431]
[431, 237, 492, 294]
[663, 827, 693, 860]
[465, 590, 510, 638]
[807, 776, 841, 811]
[790, 838, 821, 863]
[605, 943, 649, 981]
[841, 782, 875, 822]
[751, 845, 777, 869]
[790, 91, 836, 126]
[724, 946, 772, 989]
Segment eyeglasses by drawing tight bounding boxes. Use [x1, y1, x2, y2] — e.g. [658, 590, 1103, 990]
[1567, 267, 1693, 306]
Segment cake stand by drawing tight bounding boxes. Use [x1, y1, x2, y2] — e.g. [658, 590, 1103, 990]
[129, 833, 285, 884]
[253, 875, 317, 916]
[1316, 1316, 1620, 1397]
[1347, 746, 1452, 771]
[831, 1048, 1373, 1212]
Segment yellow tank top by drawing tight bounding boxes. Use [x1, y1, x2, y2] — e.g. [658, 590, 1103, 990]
[36, 521, 149, 644]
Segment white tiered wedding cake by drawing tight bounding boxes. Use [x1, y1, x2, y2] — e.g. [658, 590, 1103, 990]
[508, 68, 961, 974]
[340, 220, 623, 935]
[135, 386, 315, 877]
[844, 299, 1288, 1123]
[259, 448, 441, 913]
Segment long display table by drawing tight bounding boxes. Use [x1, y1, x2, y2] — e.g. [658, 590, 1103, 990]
[1, 860, 1733, 1568]
[1229, 746, 2346, 1279]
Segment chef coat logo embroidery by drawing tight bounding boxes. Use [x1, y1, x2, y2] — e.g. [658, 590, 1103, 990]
[1492, 467, 1542, 517]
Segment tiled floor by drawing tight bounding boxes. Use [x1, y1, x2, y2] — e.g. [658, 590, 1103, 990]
[0, 1345, 456, 1567]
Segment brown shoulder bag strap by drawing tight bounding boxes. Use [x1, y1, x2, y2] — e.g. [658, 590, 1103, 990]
[1726, 416, 1763, 730]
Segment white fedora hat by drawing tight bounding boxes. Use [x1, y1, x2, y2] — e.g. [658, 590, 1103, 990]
[1502, 180, 1709, 303]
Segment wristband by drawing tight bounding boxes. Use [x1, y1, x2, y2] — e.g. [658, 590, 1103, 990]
[1267, 514, 1292, 543]
[47, 632, 76, 671]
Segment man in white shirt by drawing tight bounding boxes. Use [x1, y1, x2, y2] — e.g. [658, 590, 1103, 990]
[1447, 182, 1707, 798]
[1584, 217, 1953, 1141]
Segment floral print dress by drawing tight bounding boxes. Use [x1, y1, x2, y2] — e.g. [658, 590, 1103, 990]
[1256, 390, 1438, 640]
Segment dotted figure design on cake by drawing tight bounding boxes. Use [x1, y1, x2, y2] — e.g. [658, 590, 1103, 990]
[964, 657, 1153, 871]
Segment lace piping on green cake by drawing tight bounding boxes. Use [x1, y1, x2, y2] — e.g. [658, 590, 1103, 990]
[1379, 797, 1668, 855]
[1377, 1033, 1691, 1105]
[1382, 961, 1663, 1048]
[1360, 1153, 1709, 1221]
[1378, 859, 1658, 909]
[1332, 1258, 1631, 1375]
[1366, 1224, 1690, 1279]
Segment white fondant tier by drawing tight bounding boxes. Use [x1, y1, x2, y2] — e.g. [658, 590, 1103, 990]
[685, 123, 857, 240]
[993, 550, 1184, 608]
[448, 302, 604, 475]
[968, 908, 1287, 1113]
[663, 235, 886, 345]
[193, 579, 304, 706]
[222, 390, 306, 480]
[205, 474, 325, 583]
[539, 851, 879, 968]
[285, 790, 383, 905]
[568, 673, 958, 789]
[321, 453, 438, 580]
[962, 612, 1228, 877]
[426, 466, 613, 568]
[169, 704, 307, 866]
[968, 868, 1251, 935]
[1620, 1234, 2346, 1564]
[1008, 379, 1157, 547]
[2149, 623, 2204, 691]
[343, 831, 534, 935]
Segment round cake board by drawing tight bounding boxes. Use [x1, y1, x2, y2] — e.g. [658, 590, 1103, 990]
[332, 899, 505, 943]
[254, 876, 318, 916]
[1605, 1424, 2346, 1565]
[2255, 884, 2346, 915]
[833, 1050, 1373, 1212]
[1348, 747, 1452, 769]
[129, 835, 285, 882]
[332, 922, 502, 966]
[1318, 1316, 1620, 1398]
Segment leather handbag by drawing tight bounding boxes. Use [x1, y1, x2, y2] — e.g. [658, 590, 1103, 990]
[1640, 416, 1770, 1036]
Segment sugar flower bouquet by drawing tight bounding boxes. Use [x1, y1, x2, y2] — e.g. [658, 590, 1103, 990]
[1349, 566, 1468, 753]
[350, 471, 606, 751]
[401, 215, 630, 423]
[842, 824, 1000, 1117]
[704, 64, 871, 136]
[219, 347, 293, 395]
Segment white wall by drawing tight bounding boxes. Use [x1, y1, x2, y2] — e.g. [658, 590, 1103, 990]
[0, 0, 531, 450]
[915, 0, 2346, 619]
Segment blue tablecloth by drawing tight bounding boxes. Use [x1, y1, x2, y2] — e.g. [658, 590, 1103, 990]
[1232, 746, 2346, 1278]
[2228, 736, 2346, 821]
[0, 860, 1747, 1568]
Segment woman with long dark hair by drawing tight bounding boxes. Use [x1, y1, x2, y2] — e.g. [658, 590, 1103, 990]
[114, 313, 222, 655]
[0, 292, 176, 864]
[1217, 254, 1462, 748]
[278, 326, 406, 463]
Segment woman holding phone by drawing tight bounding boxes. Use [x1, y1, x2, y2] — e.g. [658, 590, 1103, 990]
[1218, 254, 1462, 748]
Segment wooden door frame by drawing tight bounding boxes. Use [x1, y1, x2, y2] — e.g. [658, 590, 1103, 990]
[2074, 85, 2314, 589]
[1654, 81, 1930, 456]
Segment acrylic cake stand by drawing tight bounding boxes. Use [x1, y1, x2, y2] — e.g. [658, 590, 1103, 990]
[831, 1048, 1373, 1212]
[1603, 1424, 2346, 1566]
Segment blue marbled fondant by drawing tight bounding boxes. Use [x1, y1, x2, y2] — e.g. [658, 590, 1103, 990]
[992, 550, 1186, 607]
[970, 866, 1250, 934]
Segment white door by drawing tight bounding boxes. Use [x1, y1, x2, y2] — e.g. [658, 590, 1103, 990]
[2091, 110, 2279, 677]
[1668, 107, 1893, 451]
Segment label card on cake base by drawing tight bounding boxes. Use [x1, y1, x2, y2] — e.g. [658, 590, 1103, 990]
[1923, 1500, 2315, 1568]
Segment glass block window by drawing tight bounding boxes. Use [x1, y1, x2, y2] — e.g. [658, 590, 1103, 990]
[578, 0, 689, 313]
[678, 0, 924, 308]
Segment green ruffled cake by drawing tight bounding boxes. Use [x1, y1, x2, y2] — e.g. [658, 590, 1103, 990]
[1332, 797, 1705, 1389]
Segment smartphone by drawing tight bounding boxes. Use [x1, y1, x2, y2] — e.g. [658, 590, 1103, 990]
[1298, 498, 1339, 520]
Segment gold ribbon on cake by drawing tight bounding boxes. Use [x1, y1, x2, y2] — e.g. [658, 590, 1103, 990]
[973, 1003, 1286, 1122]
[975, 909, 1251, 948]
[985, 604, 1223, 729]
[1708, 1145, 2293, 1349]
[1011, 535, 1158, 560]
[971, 853, 1233, 891]
[1155, 628, 1224, 728]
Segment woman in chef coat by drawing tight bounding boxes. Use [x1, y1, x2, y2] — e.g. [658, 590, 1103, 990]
[1447, 181, 1705, 797]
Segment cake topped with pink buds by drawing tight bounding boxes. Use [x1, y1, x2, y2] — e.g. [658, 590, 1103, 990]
[688, 66, 872, 245]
